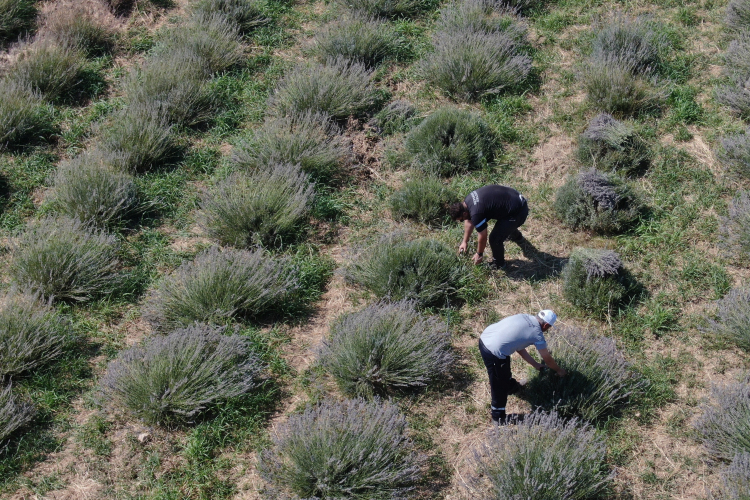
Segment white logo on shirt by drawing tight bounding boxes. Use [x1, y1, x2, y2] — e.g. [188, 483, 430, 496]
[471, 191, 479, 204]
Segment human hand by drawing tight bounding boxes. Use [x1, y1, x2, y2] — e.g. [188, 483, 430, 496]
[472, 253, 483, 265]
[458, 242, 467, 255]
[556, 368, 567, 378]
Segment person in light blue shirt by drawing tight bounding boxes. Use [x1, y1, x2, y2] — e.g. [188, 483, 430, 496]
[478, 310, 567, 424]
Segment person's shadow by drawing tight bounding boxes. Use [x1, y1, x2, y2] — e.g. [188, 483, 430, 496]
[503, 238, 568, 282]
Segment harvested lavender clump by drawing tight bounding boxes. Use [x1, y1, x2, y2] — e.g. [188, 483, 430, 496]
[562, 248, 636, 317]
[522, 326, 647, 421]
[259, 398, 422, 499]
[319, 300, 453, 397]
[468, 409, 612, 499]
[99, 323, 265, 425]
[694, 375, 750, 461]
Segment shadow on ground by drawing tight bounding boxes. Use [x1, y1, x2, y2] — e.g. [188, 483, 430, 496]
[504, 238, 568, 282]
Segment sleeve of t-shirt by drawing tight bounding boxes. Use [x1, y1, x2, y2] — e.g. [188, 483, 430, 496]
[472, 208, 488, 232]
[534, 332, 547, 351]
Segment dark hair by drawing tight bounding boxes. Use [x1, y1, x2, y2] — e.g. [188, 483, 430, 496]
[449, 202, 466, 220]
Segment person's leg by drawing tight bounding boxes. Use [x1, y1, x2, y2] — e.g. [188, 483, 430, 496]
[508, 203, 529, 242]
[479, 340, 518, 423]
[488, 220, 514, 266]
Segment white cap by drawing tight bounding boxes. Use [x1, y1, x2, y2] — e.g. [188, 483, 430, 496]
[538, 310, 557, 327]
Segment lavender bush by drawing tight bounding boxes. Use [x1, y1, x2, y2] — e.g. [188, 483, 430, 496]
[346, 233, 470, 308]
[468, 410, 612, 499]
[717, 130, 750, 176]
[717, 36, 750, 119]
[720, 191, 750, 263]
[554, 169, 642, 234]
[0, 0, 36, 46]
[0, 288, 70, 377]
[577, 113, 650, 175]
[711, 453, 750, 500]
[231, 112, 348, 183]
[319, 301, 453, 397]
[10, 217, 120, 302]
[591, 14, 665, 75]
[201, 164, 314, 248]
[193, 0, 270, 34]
[390, 174, 455, 226]
[706, 287, 750, 351]
[695, 375, 750, 461]
[45, 5, 115, 56]
[259, 398, 422, 499]
[404, 107, 496, 176]
[100, 323, 265, 425]
[368, 100, 417, 135]
[0, 384, 35, 445]
[312, 14, 398, 68]
[522, 326, 647, 421]
[582, 56, 656, 115]
[269, 57, 384, 120]
[52, 150, 138, 228]
[562, 248, 636, 317]
[145, 246, 298, 330]
[0, 79, 54, 150]
[726, 0, 750, 32]
[10, 41, 87, 102]
[340, 0, 435, 18]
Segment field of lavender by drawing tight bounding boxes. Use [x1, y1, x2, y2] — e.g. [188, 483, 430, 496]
[0, 0, 749, 498]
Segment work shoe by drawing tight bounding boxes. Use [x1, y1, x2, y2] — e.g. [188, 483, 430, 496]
[486, 259, 506, 271]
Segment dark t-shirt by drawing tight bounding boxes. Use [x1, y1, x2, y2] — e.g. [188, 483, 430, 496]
[464, 185, 526, 232]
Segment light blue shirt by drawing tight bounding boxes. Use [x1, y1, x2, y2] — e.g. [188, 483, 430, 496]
[480, 313, 547, 359]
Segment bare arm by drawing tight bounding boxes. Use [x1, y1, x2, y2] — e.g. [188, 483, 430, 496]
[517, 348, 543, 370]
[472, 229, 488, 264]
[458, 219, 474, 254]
[538, 348, 567, 377]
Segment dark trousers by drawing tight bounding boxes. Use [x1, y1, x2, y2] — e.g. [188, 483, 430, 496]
[488, 202, 529, 265]
[479, 339, 522, 423]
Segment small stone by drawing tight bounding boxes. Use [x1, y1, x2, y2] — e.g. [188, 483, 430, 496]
[137, 432, 151, 444]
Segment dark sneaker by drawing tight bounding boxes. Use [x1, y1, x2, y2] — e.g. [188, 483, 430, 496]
[487, 260, 506, 270]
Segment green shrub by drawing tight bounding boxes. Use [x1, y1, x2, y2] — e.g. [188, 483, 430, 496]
[231, 112, 348, 183]
[695, 375, 750, 461]
[98, 104, 177, 173]
[46, 6, 115, 56]
[312, 14, 398, 68]
[123, 52, 216, 128]
[561, 248, 636, 317]
[10, 41, 88, 102]
[727, 0, 750, 32]
[0, 0, 37, 46]
[269, 57, 384, 120]
[201, 164, 314, 248]
[52, 150, 138, 228]
[0, 288, 70, 377]
[193, 0, 270, 34]
[421, 27, 531, 101]
[522, 326, 647, 421]
[390, 174, 454, 225]
[468, 410, 612, 499]
[100, 323, 265, 425]
[582, 58, 657, 115]
[319, 300, 453, 398]
[0, 384, 35, 445]
[339, 0, 436, 18]
[712, 453, 750, 500]
[259, 398, 422, 499]
[368, 99, 416, 135]
[346, 233, 470, 308]
[404, 107, 496, 176]
[0, 79, 54, 151]
[554, 169, 642, 234]
[578, 113, 650, 175]
[145, 246, 299, 330]
[720, 191, 750, 263]
[11, 217, 120, 302]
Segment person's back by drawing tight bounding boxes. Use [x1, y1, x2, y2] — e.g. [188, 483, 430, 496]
[480, 313, 547, 359]
[464, 185, 526, 230]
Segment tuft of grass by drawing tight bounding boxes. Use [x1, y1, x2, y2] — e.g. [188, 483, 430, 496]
[10, 216, 120, 302]
[0, 288, 71, 377]
[577, 113, 650, 175]
[231, 112, 348, 183]
[45, 5, 115, 56]
[694, 375, 750, 461]
[404, 107, 496, 176]
[368, 99, 417, 135]
[144, 246, 299, 331]
[554, 169, 642, 234]
[259, 398, 422, 499]
[100, 323, 266, 426]
[0, 0, 37, 46]
[468, 410, 612, 499]
[52, 150, 138, 228]
[0, 385, 34, 446]
[346, 233, 472, 308]
[705, 286, 750, 352]
[318, 300, 453, 398]
[9, 41, 88, 103]
[522, 326, 647, 421]
[268, 57, 385, 120]
[562, 248, 637, 317]
[201, 164, 314, 248]
[193, 0, 270, 34]
[312, 14, 400, 68]
[339, 0, 437, 19]
[390, 174, 455, 226]
[0, 79, 55, 151]
[720, 191, 750, 263]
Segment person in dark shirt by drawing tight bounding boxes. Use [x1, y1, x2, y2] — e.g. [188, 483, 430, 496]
[449, 185, 529, 269]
